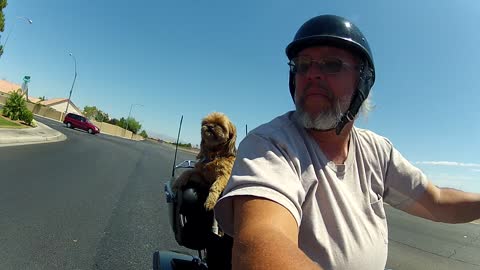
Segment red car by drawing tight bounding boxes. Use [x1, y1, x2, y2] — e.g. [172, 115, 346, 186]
[63, 113, 100, 134]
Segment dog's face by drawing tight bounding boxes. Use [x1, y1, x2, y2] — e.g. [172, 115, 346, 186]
[200, 112, 236, 150]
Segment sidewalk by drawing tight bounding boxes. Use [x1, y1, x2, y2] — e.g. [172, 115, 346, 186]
[0, 121, 67, 147]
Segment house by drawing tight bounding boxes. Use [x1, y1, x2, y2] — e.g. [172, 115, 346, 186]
[0, 80, 83, 116]
[39, 98, 83, 116]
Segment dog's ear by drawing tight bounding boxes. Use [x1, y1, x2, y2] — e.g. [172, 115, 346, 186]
[196, 139, 206, 160]
[222, 121, 237, 156]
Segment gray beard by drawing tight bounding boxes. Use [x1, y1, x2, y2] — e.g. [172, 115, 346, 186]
[294, 95, 351, 130]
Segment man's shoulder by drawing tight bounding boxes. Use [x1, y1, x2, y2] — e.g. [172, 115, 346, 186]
[353, 127, 393, 151]
[250, 111, 298, 138]
[238, 111, 306, 155]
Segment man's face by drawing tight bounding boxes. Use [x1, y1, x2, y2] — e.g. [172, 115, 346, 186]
[293, 46, 359, 130]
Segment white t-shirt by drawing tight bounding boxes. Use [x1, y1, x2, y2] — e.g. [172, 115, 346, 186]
[214, 111, 429, 270]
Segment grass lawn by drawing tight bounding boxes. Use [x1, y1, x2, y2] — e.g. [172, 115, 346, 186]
[0, 115, 24, 128]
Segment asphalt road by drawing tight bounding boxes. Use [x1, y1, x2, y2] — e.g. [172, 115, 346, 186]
[1, 117, 480, 270]
[0, 117, 197, 270]
[386, 206, 480, 269]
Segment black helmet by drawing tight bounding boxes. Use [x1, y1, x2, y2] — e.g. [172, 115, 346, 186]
[286, 15, 375, 135]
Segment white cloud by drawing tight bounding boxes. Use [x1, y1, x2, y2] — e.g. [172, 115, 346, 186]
[415, 161, 480, 168]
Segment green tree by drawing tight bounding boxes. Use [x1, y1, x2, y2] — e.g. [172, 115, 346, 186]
[83, 105, 98, 119]
[107, 118, 120, 126]
[139, 130, 148, 139]
[117, 117, 126, 128]
[125, 117, 142, 134]
[38, 96, 46, 101]
[0, 0, 8, 57]
[94, 110, 109, 122]
[83, 105, 110, 122]
[116, 117, 141, 134]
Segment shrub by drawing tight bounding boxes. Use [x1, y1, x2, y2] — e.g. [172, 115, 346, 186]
[21, 108, 34, 126]
[2, 89, 27, 121]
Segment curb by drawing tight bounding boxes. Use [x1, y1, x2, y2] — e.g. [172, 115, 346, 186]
[0, 121, 67, 147]
[0, 133, 67, 144]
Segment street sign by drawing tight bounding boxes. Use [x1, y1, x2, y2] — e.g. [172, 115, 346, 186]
[22, 76, 31, 102]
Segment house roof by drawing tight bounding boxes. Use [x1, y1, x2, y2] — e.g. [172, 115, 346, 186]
[39, 98, 68, 106]
[0, 80, 22, 94]
[28, 97, 42, 103]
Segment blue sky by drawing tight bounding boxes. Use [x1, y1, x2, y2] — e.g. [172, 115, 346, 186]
[1, 0, 479, 192]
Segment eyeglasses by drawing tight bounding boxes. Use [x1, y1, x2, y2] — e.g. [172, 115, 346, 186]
[288, 56, 358, 75]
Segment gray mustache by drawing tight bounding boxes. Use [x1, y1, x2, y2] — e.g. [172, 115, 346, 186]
[302, 81, 334, 100]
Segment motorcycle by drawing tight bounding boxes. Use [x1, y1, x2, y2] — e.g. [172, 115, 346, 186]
[152, 159, 233, 270]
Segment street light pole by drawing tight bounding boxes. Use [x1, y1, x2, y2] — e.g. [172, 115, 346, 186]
[1, 16, 33, 58]
[124, 103, 143, 136]
[64, 52, 77, 118]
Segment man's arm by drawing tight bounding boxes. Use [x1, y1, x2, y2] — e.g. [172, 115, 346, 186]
[231, 196, 323, 270]
[404, 181, 480, 223]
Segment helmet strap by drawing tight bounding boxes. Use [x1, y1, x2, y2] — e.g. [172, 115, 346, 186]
[289, 71, 296, 101]
[335, 61, 373, 135]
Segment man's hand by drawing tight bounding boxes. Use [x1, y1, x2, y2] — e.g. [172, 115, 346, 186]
[405, 181, 480, 223]
[231, 196, 323, 270]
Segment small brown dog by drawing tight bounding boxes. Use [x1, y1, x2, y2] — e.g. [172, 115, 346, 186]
[172, 112, 237, 210]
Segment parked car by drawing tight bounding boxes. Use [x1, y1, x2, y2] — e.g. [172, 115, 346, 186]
[63, 113, 100, 134]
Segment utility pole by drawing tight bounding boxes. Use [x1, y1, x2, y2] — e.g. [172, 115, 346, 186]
[124, 103, 143, 137]
[64, 53, 77, 118]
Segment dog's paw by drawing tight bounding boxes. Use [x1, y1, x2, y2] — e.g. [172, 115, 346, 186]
[171, 180, 181, 191]
[204, 194, 218, 211]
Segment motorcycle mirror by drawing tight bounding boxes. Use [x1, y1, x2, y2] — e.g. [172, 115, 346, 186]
[175, 160, 196, 169]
